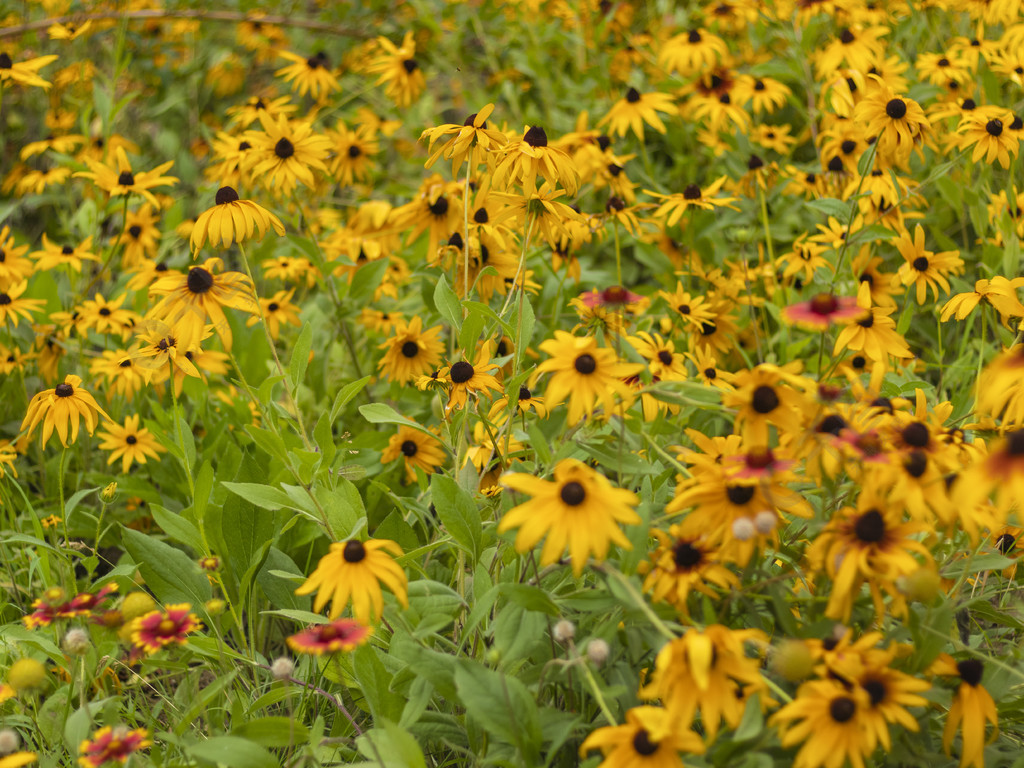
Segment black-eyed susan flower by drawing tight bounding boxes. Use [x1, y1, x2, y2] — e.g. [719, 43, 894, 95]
[932, 656, 999, 768]
[724, 364, 810, 444]
[78, 726, 151, 768]
[639, 527, 737, 613]
[770, 679, 875, 768]
[834, 304, 913, 361]
[0, 281, 44, 328]
[130, 604, 201, 654]
[128, 322, 200, 381]
[21, 374, 109, 448]
[295, 539, 408, 624]
[853, 80, 930, 164]
[645, 177, 738, 227]
[579, 706, 705, 768]
[442, 348, 503, 413]
[733, 75, 792, 114]
[275, 50, 340, 100]
[96, 415, 166, 474]
[894, 225, 963, 304]
[147, 258, 258, 350]
[421, 103, 507, 175]
[499, 458, 640, 577]
[0, 51, 58, 89]
[190, 186, 285, 253]
[328, 122, 379, 186]
[536, 331, 642, 424]
[658, 28, 727, 76]
[493, 126, 580, 196]
[226, 94, 297, 128]
[245, 112, 332, 196]
[598, 87, 677, 141]
[29, 235, 99, 273]
[246, 288, 302, 341]
[941, 276, 1024, 323]
[956, 107, 1020, 168]
[121, 204, 161, 267]
[75, 293, 140, 340]
[377, 316, 445, 384]
[76, 146, 178, 208]
[381, 425, 446, 482]
[366, 31, 426, 107]
[287, 618, 372, 655]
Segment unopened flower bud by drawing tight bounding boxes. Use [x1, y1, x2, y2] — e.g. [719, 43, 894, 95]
[552, 619, 576, 644]
[7, 658, 47, 693]
[100, 482, 118, 502]
[271, 657, 294, 680]
[0, 728, 20, 754]
[586, 638, 610, 666]
[754, 510, 777, 535]
[63, 628, 91, 656]
[770, 639, 814, 682]
[732, 517, 756, 541]
[899, 567, 942, 603]
[205, 598, 226, 615]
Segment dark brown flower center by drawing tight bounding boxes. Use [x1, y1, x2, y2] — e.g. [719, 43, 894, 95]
[854, 509, 885, 543]
[216, 186, 240, 205]
[632, 729, 659, 756]
[274, 138, 295, 159]
[957, 659, 983, 686]
[726, 485, 755, 505]
[0, 53, 11, 69]
[55, 383, 74, 397]
[574, 354, 596, 374]
[902, 422, 930, 448]
[625, 87, 641, 103]
[402, 59, 419, 73]
[904, 450, 928, 477]
[400, 439, 418, 457]
[343, 540, 366, 563]
[62, 245, 74, 254]
[1007, 430, 1024, 455]
[126, 435, 138, 445]
[688, 29, 702, 43]
[401, 341, 419, 358]
[560, 481, 586, 506]
[817, 414, 848, 435]
[751, 385, 779, 414]
[348, 144, 362, 158]
[473, 207, 489, 223]
[704, 367, 717, 379]
[748, 154, 764, 170]
[128, 225, 142, 238]
[829, 696, 856, 723]
[673, 540, 702, 568]
[524, 126, 548, 147]
[518, 385, 531, 400]
[429, 196, 449, 216]
[450, 361, 474, 383]
[187, 267, 214, 294]
[885, 99, 908, 119]
[117, 171, 135, 186]
[840, 28, 855, 44]
[862, 678, 886, 705]
[657, 350, 673, 365]
[683, 183, 702, 200]
[986, 119, 1003, 136]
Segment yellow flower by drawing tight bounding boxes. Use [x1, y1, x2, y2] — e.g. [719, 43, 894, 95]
[580, 706, 705, 767]
[598, 87, 678, 140]
[246, 288, 302, 340]
[499, 458, 640, 576]
[244, 112, 332, 196]
[75, 146, 178, 208]
[365, 31, 426, 107]
[420, 102, 507, 175]
[295, 539, 408, 624]
[380, 426, 446, 482]
[97, 415, 166, 474]
[0, 51, 58, 89]
[275, 50, 340, 100]
[493, 126, 580, 196]
[21, 374, 110, 448]
[190, 186, 285, 253]
[894, 224, 964, 304]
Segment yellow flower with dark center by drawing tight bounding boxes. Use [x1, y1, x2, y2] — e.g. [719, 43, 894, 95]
[894, 224, 963, 304]
[499, 458, 640, 576]
[275, 50, 340, 100]
[956, 107, 1020, 168]
[295, 539, 409, 624]
[381, 425, 446, 482]
[724, 364, 810, 444]
[853, 79, 931, 164]
[0, 225, 34, 287]
[931, 655, 999, 768]
[645, 177, 738, 227]
[0, 439, 17, 479]
[75, 293, 140, 340]
[598, 87, 677, 140]
[190, 186, 285, 253]
[90, 349, 153, 402]
[421, 103, 507, 175]
[640, 624, 768, 739]
[147, 257, 258, 350]
[226, 95, 297, 129]
[21, 374, 110, 447]
[833, 304, 913, 361]
[97, 415, 166, 474]
[365, 31, 426, 107]
[0, 51, 58, 89]
[0, 281, 44, 328]
[328, 122, 379, 186]
[377, 316, 445, 384]
[579, 706, 705, 768]
[30, 234, 99, 273]
[75, 146, 178, 208]
[770, 679, 875, 768]
[122, 205, 161, 267]
[658, 27, 728, 76]
[245, 112, 332, 195]
[440, 348, 503, 413]
[640, 526, 738, 613]
[245, 288, 302, 340]
[128, 322, 200, 380]
[536, 331, 642, 424]
[493, 126, 580, 196]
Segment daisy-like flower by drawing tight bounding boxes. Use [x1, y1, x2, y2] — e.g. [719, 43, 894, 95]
[499, 458, 640, 576]
[226, 94, 297, 129]
[442, 348, 502, 413]
[645, 178, 738, 227]
[190, 186, 284, 253]
[723, 364, 810, 444]
[579, 706, 705, 768]
[0, 225, 34, 287]
[536, 331, 643, 425]
[381, 425, 446, 482]
[295, 539, 409, 624]
[658, 28, 728, 76]
[493, 126, 581, 196]
[932, 656, 999, 768]
[147, 258, 258, 351]
[21, 374, 110, 448]
[286, 618, 372, 655]
[30, 235, 99, 273]
[245, 112, 332, 196]
[128, 322, 200, 381]
[640, 527, 738, 613]
[733, 75, 792, 114]
[78, 726, 151, 768]
[894, 225, 964, 304]
[75, 293, 140, 340]
[598, 87, 677, 141]
[420, 103, 507, 175]
[377, 317, 445, 384]
[365, 31, 426, 107]
[853, 79, 930, 164]
[0, 752, 36, 768]
[0, 281, 45, 328]
[834, 304, 914, 361]
[770, 679, 875, 768]
[275, 50, 340, 100]
[328, 122, 379, 186]
[121, 205, 161, 267]
[130, 604, 201, 654]
[75, 146, 178, 208]
[782, 293, 863, 331]
[0, 51, 58, 89]
[940, 276, 1024, 323]
[97, 415, 166, 474]
[956, 108, 1020, 168]
[246, 289, 302, 340]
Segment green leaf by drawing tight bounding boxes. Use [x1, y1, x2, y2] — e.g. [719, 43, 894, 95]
[244, 425, 289, 463]
[316, 479, 365, 541]
[221, 482, 291, 511]
[353, 644, 406, 723]
[349, 257, 390, 303]
[151, 504, 204, 552]
[187, 736, 279, 768]
[288, 321, 314, 391]
[430, 475, 481, 562]
[805, 198, 850, 219]
[357, 720, 427, 768]
[434, 274, 463, 330]
[455, 663, 541, 762]
[121, 526, 212, 607]
[358, 404, 436, 438]
[64, 486, 101, 519]
[330, 375, 372, 422]
[256, 548, 310, 611]
[231, 717, 308, 748]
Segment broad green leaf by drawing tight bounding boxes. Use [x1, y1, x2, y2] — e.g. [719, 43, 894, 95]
[430, 475, 481, 562]
[454, 662, 541, 762]
[231, 717, 308, 748]
[434, 273, 462, 330]
[353, 644, 406, 723]
[288, 321, 313, 390]
[221, 481, 291, 510]
[121, 526, 212, 607]
[151, 504, 204, 552]
[805, 198, 849, 219]
[187, 736, 279, 768]
[357, 720, 427, 768]
[64, 486, 101, 519]
[330, 375, 372, 422]
[358, 404, 436, 439]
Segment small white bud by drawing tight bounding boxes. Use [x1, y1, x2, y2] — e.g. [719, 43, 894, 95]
[0, 729, 21, 754]
[754, 510, 777, 535]
[63, 628, 91, 656]
[270, 657, 295, 680]
[586, 638, 610, 666]
[552, 619, 576, 644]
[732, 517, 756, 541]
